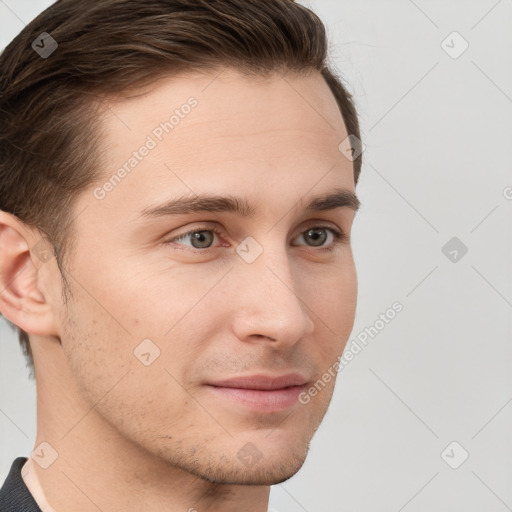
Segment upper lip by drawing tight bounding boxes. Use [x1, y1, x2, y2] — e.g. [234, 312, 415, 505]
[207, 373, 309, 391]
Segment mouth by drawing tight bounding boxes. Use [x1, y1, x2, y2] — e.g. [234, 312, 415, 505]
[204, 373, 309, 413]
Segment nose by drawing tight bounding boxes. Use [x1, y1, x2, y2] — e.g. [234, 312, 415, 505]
[229, 243, 315, 349]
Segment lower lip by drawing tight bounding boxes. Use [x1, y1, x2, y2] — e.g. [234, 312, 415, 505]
[205, 385, 306, 413]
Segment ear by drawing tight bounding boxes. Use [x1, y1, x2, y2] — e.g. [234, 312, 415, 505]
[0, 211, 60, 337]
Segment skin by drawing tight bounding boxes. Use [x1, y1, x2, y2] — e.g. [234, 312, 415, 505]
[0, 67, 358, 512]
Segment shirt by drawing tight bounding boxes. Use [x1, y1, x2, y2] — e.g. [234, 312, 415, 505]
[0, 457, 42, 512]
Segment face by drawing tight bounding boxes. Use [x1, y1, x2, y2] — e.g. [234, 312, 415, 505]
[54, 67, 358, 485]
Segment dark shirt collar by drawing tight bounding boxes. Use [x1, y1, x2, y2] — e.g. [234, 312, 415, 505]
[0, 457, 42, 511]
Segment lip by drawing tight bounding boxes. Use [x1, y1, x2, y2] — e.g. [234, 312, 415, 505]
[205, 373, 309, 413]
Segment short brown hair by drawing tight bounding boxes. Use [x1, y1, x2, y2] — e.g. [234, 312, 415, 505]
[0, 0, 363, 379]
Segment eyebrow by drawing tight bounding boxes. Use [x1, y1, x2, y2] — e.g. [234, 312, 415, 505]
[139, 187, 360, 219]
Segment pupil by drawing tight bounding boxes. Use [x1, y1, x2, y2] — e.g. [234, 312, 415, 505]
[192, 231, 213, 248]
[307, 228, 326, 246]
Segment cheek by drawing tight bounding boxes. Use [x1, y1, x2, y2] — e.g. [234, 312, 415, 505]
[98, 257, 228, 339]
[312, 269, 357, 383]
[58, 252, 225, 414]
[60, 290, 194, 438]
[60, 293, 127, 399]
[312, 259, 357, 335]
[336, 269, 358, 339]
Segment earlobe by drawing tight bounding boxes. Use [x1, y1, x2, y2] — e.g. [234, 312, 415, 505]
[0, 211, 59, 337]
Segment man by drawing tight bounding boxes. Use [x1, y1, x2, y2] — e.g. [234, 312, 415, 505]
[0, 0, 363, 510]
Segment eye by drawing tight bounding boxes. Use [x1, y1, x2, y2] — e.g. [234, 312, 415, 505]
[166, 225, 347, 251]
[293, 226, 345, 250]
[170, 227, 225, 250]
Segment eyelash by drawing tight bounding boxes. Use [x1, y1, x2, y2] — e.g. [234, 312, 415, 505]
[166, 225, 347, 253]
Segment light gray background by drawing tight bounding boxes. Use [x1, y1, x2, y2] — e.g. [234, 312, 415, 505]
[1, 1, 511, 511]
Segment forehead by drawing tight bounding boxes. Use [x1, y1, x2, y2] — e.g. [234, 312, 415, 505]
[100, 67, 349, 164]
[83, 68, 354, 225]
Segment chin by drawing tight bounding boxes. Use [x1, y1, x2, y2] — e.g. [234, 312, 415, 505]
[200, 461, 306, 486]
[192, 445, 311, 486]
